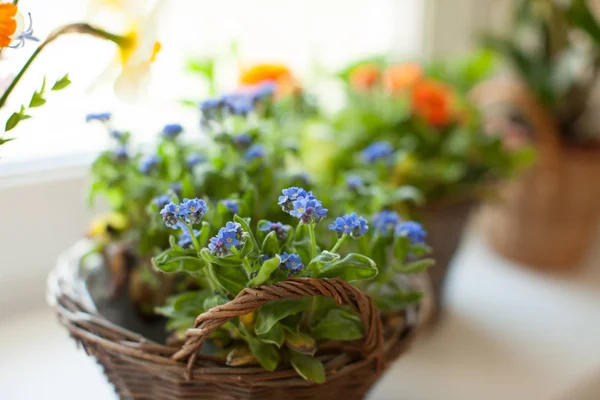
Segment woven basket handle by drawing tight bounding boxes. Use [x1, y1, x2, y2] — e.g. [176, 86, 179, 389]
[470, 79, 561, 171]
[172, 277, 384, 379]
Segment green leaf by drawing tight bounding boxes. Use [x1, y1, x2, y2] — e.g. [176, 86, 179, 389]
[566, 0, 600, 46]
[51, 74, 71, 91]
[289, 350, 326, 384]
[394, 236, 410, 263]
[234, 215, 259, 254]
[393, 258, 435, 274]
[293, 224, 312, 264]
[200, 248, 243, 268]
[249, 255, 281, 287]
[29, 91, 46, 108]
[203, 294, 228, 310]
[255, 298, 311, 335]
[261, 231, 280, 255]
[0, 137, 15, 145]
[152, 248, 205, 273]
[197, 221, 211, 247]
[210, 263, 247, 295]
[257, 322, 285, 347]
[247, 339, 279, 371]
[372, 292, 423, 313]
[284, 331, 317, 355]
[307, 250, 340, 274]
[5, 112, 21, 131]
[318, 253, 378, 282]
[311, 309, 363, 341]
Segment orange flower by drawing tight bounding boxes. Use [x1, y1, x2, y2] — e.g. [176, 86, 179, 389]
[349, 64, 380, 92]
[384, 63, 423, 94]
[411, 79, 454, 127]
[0, 3, 19, 48]
[239, 63, 299, 99]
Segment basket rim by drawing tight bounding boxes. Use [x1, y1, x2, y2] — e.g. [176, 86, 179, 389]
[48, 240, 422, 385]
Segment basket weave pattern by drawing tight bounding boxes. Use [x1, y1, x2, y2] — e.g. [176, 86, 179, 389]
[48, 243, 418, 400]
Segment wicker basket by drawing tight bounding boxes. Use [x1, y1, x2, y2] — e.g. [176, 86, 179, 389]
[415, 198, 475, 324]
[472, 80, 600, 270]
[48, 241, 421, 400]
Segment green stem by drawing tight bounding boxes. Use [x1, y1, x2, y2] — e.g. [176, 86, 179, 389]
[308, 223, 317, 260]
[242, 257, 253, 278]
[330, 234, 348, 253]
[184, 222, 202, 254]
[0, 23, 125, 109]
[206, 262, 225, 295]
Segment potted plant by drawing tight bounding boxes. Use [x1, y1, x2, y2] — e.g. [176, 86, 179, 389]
[476, 0, 600, 269]
[50, 182, 431, 399]
[301, 55, 531, 319]
[48, 84, 433, 398]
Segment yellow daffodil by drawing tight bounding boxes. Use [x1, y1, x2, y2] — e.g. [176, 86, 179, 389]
[0, 2, 37, 48]
[90, 0, 163, 103]
[88, 212, 129, 240]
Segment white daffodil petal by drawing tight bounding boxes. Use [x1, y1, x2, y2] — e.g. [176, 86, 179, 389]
[113, 62, 151, 103]
[10, 10, 24, 40]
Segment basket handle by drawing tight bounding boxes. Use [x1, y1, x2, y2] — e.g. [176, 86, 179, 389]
[172, 277, 384, 379]
[470, 79, 562, 172]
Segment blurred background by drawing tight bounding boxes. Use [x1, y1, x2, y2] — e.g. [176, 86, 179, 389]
[1, 1, 600, 399]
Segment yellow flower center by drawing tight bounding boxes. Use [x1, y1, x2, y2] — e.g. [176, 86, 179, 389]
[291, 262, 296, 266]
[292, 193, 298, 197]
[227, 238, 232, 243]
[190, 207, 195, 211]
[175, 207, 180, 213]
[297, 208, 304, 213]
[118, 28, 161, 65]
[344, 225, 349, 229]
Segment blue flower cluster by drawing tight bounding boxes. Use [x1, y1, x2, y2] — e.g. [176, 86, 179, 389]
[346, 175, 364, 190]
[278, 187, 327, 224]
[139, 154, 161, 175]
[372, 210, 401, 237]
[233, 133, 253, 150]
[259, 221, 288, 241]
[186, 153, 206, 169]
[361, 141, 394, 164]
[113, 146, 128, 161]
[329, 213, 369, 239]
[111, 130, 125, 140]
[86, 112, 112, 123]
[221, 199, 239, 214]
[162, 123, 183, 139]
[199, 82, 275, 121]
[179, 229, 200, 248]
[395, 221, 427, 245]
[280, 252, 304, 276]
[250, 81, 276, 101]
[154, 194, 172, 209]
[209, 221, 244, 257]
[245, 144, 265, 161]
[160, 198, 209, 228]
[371, 210, 427, 244]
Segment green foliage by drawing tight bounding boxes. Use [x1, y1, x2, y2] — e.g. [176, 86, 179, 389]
[311, 309, 363, 341]
[4, 75, 71, 133]
[484, 0, 600, 141]
[289, 351, 326, 384]
[255, 298, 311, 335]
